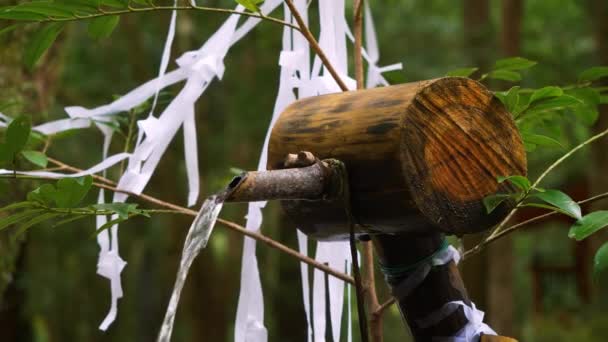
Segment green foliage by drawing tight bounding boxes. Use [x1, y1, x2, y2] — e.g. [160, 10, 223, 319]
[568, 211, 608, 241]
[27, 176, 93, 208]
[24, 22, 64, 70]
[525, 189, 582, 220]
[235, 0, 264, 13]
[87, 15, 120, 39]
[497, 175, 531, 192]
[21, 150, 48, 167]
[593, 242, 608, 276]
[92, 203, 149, 219]
[579, 66, 608, 83]
[483, 193, 513, 214]
[0, 115, 31, 163]
[481, 57, 537, 82]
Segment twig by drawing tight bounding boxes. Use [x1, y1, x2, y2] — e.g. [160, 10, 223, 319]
[2, 159, 355, 285]
[47, 156, 116, 186]
[372, 297, 396, 318]
[463, 190, 608, 259]
[486, 127, 608, 240]
[284, 0, 349, 91]
[353, 1, 382, 341]
[37, 4, 300, 32]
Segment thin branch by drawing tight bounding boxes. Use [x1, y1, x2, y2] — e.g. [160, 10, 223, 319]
[47, 156, 116, 186]
[284, 0, 350, 91]
[1, 161, 355, 285]
[39, 4, 300, 32]
[464, 191, 608, 259]
[486, 127, 608, 240]
[373, 297, 396, 318]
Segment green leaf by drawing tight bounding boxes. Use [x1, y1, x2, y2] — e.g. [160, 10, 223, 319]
[483, 194, 513, 214]
[579, 66, 608, 83]
[24, 22, 65, 70]
[27, 183, 57, 206]
[1, 115, 31, 162]
[497, 175, 530, 192]
[21, 150, 48, 167]
[494, 57, 537, 71]
[600, 95, 608, 104]
[593, 242, 608, 276]
[487, 69, 522, 82]
[526, 95, 582, 113]
[0, 208, 45, 231]
[503, 86, 520, 113]
[87, 15, 119, 39]
[446, 67, 478, 78]
[569, 211, 608, 241]
[14, 212, 61, 237]
[51, 214, 88, 228]
[529, 189, 581, 219]
[54, 176, 93, 208]
[92, 202, 141, 219]
[7, 115, 31, 152]
[530, 86, 563, 104]
[0, 8, 47, 21]
[0, 24, 19, 38]
[93, 217, 126, 236]
[521, 133, 563, 149]
[235, 0, 264, 12]
[0, 201, 37, 213]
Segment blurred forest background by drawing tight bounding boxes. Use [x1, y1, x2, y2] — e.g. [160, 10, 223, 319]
[1, 0, 607, 341]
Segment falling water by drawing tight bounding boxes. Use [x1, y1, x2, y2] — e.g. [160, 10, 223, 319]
[157, 194, 225, 342]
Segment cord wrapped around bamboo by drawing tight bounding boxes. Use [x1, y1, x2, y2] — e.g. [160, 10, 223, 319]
[267, 77, 527, 240]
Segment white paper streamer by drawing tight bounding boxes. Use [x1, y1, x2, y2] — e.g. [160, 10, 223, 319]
[0, 152, 130, 178]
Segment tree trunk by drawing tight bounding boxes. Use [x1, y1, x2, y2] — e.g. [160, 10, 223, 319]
[461, 0, 492, 319]
[486, 0, 523, 336]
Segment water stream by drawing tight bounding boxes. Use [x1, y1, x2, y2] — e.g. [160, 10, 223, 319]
[157, 194, 225, 342]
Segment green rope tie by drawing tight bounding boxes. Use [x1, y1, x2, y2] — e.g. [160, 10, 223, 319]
[379, 238, 449, 285]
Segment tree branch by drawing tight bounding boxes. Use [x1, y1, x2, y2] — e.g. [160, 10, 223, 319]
[486, 126, 608, 241]
[463, 190, 608, 259]
[5, 159, 355, 285]
[37, 3, 301, 32]
[284, 0, 350, 91]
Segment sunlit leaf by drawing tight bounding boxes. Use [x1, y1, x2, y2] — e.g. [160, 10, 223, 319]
[24, 22, 65, 70]
[487, 69, 521, 82]
[569, 211, 608, 241]
[530, 86, 563, 104]
[497, 175, 530, 192]
[446, 67, 478, 78]
[521, 133, 562, 149]
[494, 57, 537, 71]
[235, 0, 264, 12]
[528, 189, 581, 220]
[526, 95, 582, 113]
[579, 66, 608, 83]
[21, 150, 48, 167]
[87, 15, 119, 39]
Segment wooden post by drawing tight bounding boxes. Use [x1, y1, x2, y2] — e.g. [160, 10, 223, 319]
[268, 77, 526, 239]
